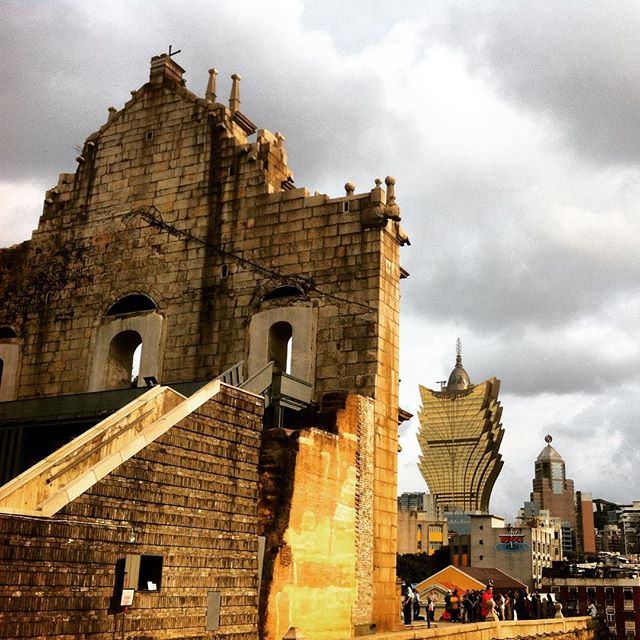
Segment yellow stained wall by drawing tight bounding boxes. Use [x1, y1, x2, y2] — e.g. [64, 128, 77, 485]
[265, 396, 373, 640]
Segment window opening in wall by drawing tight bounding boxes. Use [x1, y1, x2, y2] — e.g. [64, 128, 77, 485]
[106, 330, 142, 389]
[220, 264, 229, 278]
[285, 335, 292, 374]
[0, 358, 3, 389]
[131, 343, 142, 386]
[262, 285, 304, 301]
[144, 130, 154, 141]
[106, 294, 157, 317]
[124, 554, 163, 591]
[268, 321, 293, 374]
[0, 327, 17, 339]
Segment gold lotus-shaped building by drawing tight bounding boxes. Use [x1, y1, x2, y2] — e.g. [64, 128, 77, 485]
[417, 343, 504, 513]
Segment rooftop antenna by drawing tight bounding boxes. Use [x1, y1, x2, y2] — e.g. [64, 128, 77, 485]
[167, 45, 182, 58]
[437, 380, 447, 390]
[455, 337, 463, 367]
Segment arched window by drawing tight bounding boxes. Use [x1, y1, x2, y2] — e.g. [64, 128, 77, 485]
[262, 285, 305, 302]
[88, 297, 163, 392]
[0, 327, 21, 401]
[268, 321, 292, 374]
[105, 294, 157, 317]
[106, 330, 142, 389]
[247, 307, 316, 385]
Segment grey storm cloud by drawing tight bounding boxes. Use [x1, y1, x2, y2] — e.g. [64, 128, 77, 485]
[0, 0, 389, 193]
[2, 0, 639, 515]
[444, 0, 640, 165]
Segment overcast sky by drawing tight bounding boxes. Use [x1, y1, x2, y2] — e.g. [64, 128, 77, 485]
[2, 0, 639, 520]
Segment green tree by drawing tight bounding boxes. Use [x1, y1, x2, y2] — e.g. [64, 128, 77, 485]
[396, 547, 450, 585]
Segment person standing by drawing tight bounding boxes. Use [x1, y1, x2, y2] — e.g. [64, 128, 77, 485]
[546, 593, 554, 618]
[402, 583, 414, 625]
[413, 587, 421, 620]
[427, 594, 435, 623]
[462, 590, 473, 623]
[481, 586, 493, 621]
[494, 591, 505, 620]
[450, 589, 460, 622]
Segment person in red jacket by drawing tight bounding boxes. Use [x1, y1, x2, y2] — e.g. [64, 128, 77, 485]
[481, 585, 494, 621]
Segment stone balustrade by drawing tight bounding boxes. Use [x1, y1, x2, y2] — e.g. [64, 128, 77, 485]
[313, 616, 593, 640]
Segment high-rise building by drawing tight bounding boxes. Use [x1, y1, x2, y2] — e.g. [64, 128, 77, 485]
[530, 438, 576, 529]
[416, 341, 504, 513]
[398, 491, 439, 516]
[575, 491, 596, 554]
[618, 502, 640, 556]
[397, 491, 448, 555]
[526, 437, 600, 557]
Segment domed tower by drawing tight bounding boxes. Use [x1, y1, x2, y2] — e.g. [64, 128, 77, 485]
[531, 436, 576, 527]
[446, 338, 471, 391]
[416, 340, 504, 513]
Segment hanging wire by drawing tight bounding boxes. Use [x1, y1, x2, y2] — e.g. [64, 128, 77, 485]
[131, 205, 377, 312]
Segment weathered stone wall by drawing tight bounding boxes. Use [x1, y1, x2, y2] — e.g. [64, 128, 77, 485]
[371, 226, 403, 631]
[259, 395, 376, 640]
[0, 56, 404, 409]
[0, 55, 407, 636]
[0, 385, 263, 639]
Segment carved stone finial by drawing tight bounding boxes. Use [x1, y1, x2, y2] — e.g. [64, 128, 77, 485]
[345, 182, 355, 195]
[554, 602, 564, 619]
[206, 68, 218, 102]
[107, 107, 117, 122]
[385, 176, 396, 203]
[484, 597, 497, 621]
[229, 73, 241, 112]
[275, 131, 285, 145]
[374, 178, 382, 188]
[383, 175, 400, 221]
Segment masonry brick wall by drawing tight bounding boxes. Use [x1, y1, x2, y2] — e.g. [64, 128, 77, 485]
[0, 57, 400, 406]
[0, 385, 263, 640]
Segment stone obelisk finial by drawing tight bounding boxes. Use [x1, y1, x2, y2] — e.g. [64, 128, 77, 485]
[206, 68, 218, 102]
[229, 73, 241, 112]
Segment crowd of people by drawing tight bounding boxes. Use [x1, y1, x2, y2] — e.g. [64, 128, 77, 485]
[402, 582, 557, 626]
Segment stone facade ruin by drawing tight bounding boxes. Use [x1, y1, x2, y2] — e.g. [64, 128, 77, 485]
[0, 54, 409, 639]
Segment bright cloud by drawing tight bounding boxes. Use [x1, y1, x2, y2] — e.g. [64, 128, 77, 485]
[2, 0, 639, 518]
